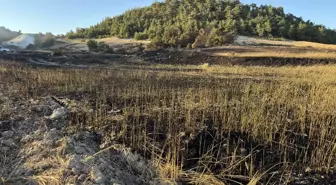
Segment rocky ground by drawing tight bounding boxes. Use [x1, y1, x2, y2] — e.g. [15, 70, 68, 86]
[0, 94, 170, 185]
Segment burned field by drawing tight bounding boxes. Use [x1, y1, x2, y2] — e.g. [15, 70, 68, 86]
[1, 53, 336, 185]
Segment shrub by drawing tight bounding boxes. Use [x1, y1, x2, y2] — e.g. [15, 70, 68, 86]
[87, 40, 98, 51]
[134, 32, 148, 40]
[98, 42, 110, 50]
[186, 43, 191, 49]
[146, 42, 163, 51]
[40, 38, 55, 48]
[200, 63, 209, 70]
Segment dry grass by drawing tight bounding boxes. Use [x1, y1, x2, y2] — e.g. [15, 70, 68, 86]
[227, 36, 336, 58]
[20, 138, 70, 185]
[235, 36, 336, 50]
[216, 51, 336, 58]
[1, 61, 336, 184]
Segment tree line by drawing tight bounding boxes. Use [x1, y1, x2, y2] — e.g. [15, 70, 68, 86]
[0, 27, 21, 43]
[66, 0, 336, 48]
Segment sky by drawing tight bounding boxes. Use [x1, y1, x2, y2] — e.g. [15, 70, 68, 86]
[1, 0, 336, 34]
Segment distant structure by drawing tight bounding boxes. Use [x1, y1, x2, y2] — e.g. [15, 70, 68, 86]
[4, 34, 35, 49]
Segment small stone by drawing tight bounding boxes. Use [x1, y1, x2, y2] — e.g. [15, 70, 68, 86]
[98, 158, 108, 165]
[75, 161, 84, 170]
[75, 146, 87, 154]
[81, 165, 91, 174]
[42, 130, 61, 146]
[2, 131, 14, 139]
[78, 174, 87, 181]
[2, 146, 10, 152]
[115, 170, 122, 178]
[91, 166, 107, 184]
[34, 129, 44, 135]
[24, 168, 34, 176]
[98, 163, 106, 172]
[240, 148, 248, 155]
[72, 168, 81, 175]
[135, 178, 143, 184]
[305, 167, 312, 173]
[1, 138, 15, 146]
[298, 173, 305, 178]
[68, 155, 83, 169]
[21, 135, 34, 143]
[31, 106, 42, 112]
[110, 178, 122, 185]
[149, 180, 158, 185]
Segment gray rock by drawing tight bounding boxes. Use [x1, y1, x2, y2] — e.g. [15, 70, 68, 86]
[72, 168, 81, 175]
[42, 130, 61, 146]
[2, 146, 10, 152]
[68, 155, 83, 169]
[92, 166, 107, 184]
[75, 145, 87, 154]
[1, 138, 15, 146]
[34, 128, 45, 135]
[98, 163, 107, 172]
[110, 178, 123, 185]
[110, 179, 122, 185]
[75, 161, 84, 170]
[1, 131, 14, 139]
[81, 165, 91, 174]
[24, 168, 35, 176]
[135, 178, 144, 184]
[78, 174, 87, 181]
[305, 167, 312, 173]
[31, 106, 42, 112]
[21, 135, 34, 143]
[74, 160, 90, 174]
[295, 180, 310, 185]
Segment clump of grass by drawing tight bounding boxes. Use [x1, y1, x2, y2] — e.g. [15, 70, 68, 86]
[0, 66, 8, 72]
[199, 63, 209, 70]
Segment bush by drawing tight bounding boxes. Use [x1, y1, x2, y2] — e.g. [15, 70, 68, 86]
[186, 43, 191, 49]
[222, 32, 235, 44]
[146, 42, 163, 51]
[105, 47, 114, 54]
[98, 42, 110, 50]
[40, 38, 55, 48]
[134, 32, 148, 40]
[87, 40, 98, 51]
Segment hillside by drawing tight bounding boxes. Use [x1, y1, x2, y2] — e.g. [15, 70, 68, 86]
[66, 0, 336, 48]
[0, 26, 21, 43]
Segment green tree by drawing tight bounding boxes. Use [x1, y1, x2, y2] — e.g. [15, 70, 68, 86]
[65, 0, 336, 46]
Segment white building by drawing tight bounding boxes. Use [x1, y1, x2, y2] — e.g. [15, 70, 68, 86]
[5, 34, 35, 49]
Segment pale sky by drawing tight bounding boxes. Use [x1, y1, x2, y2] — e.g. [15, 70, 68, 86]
[1, 0, 335, 34]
